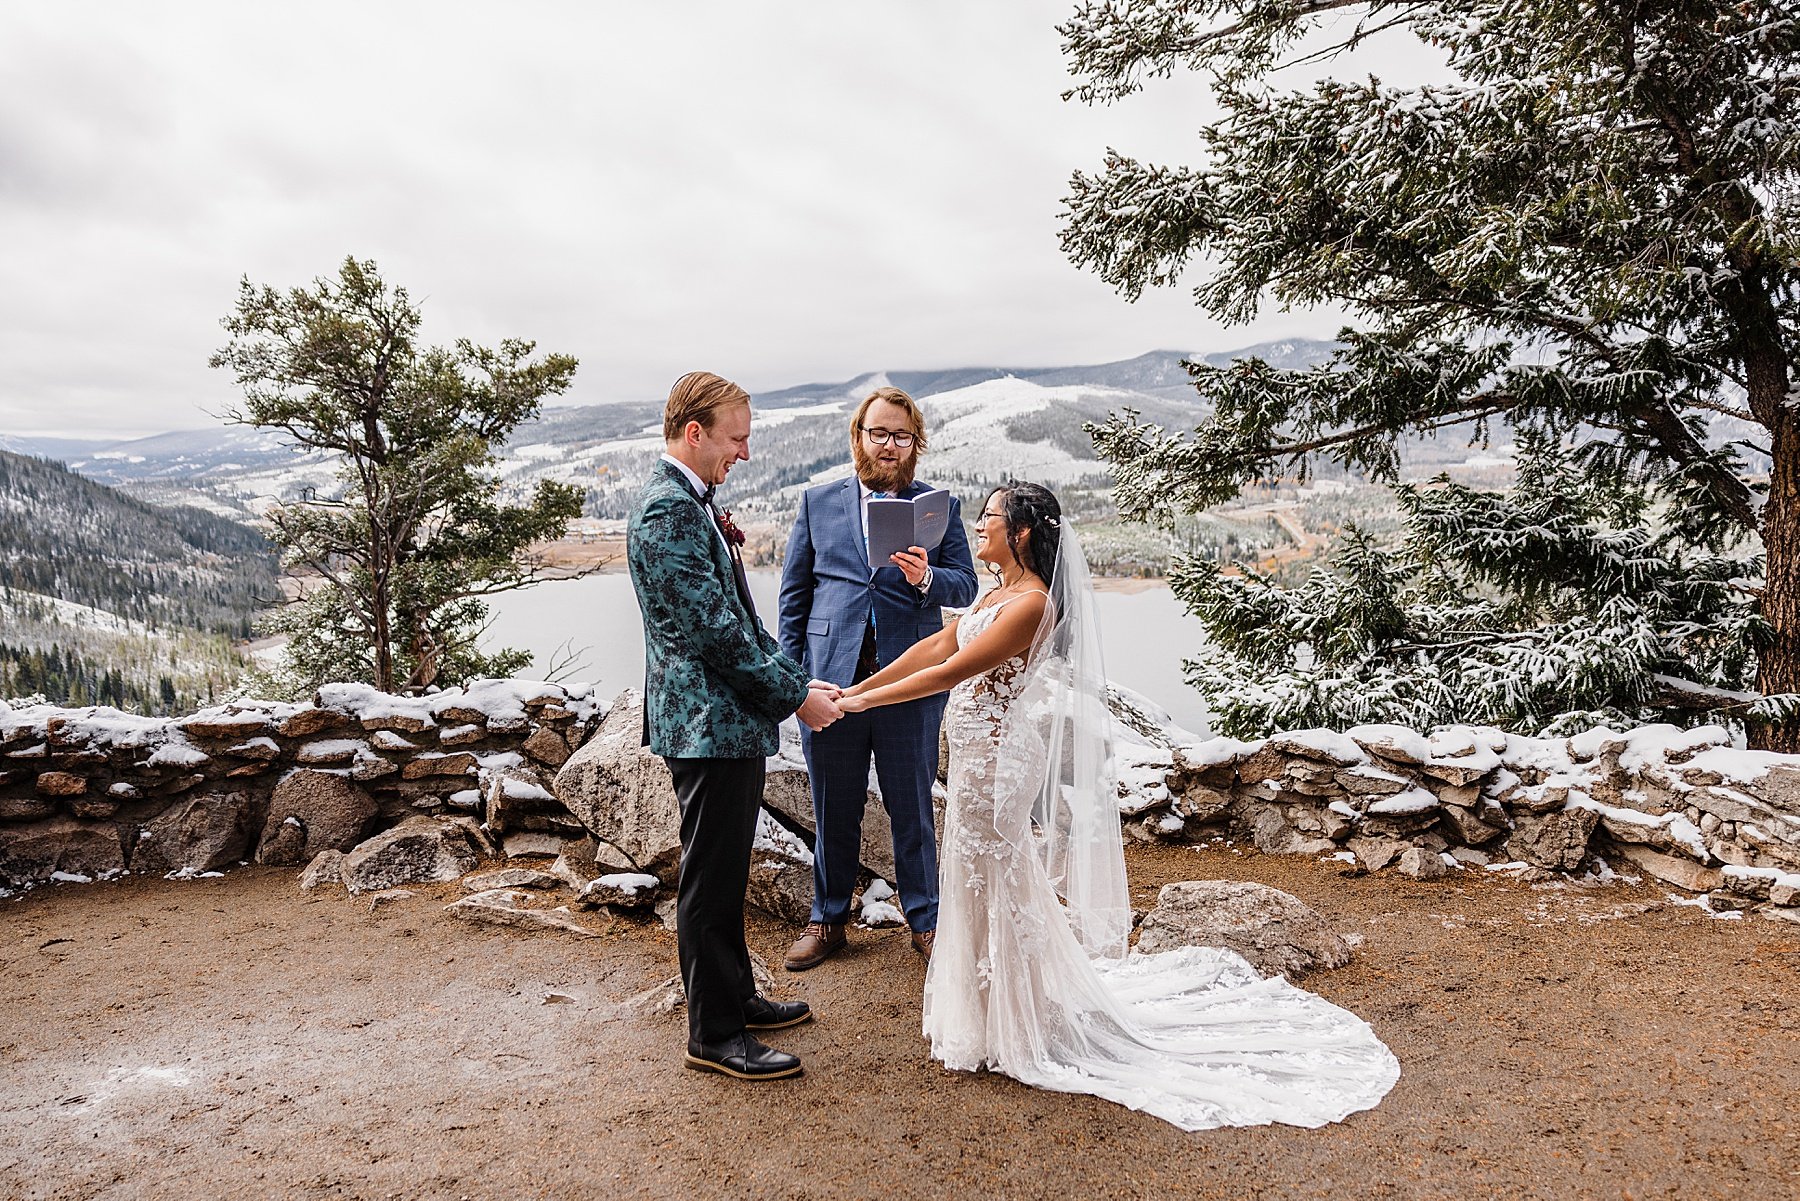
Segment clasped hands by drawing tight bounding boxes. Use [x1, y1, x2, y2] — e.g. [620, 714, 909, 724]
[797, 678, 871, 731]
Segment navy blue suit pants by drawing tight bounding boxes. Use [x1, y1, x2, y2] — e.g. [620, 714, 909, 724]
[800, 695, 944, 932]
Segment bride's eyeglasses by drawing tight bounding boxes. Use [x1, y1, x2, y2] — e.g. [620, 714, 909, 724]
[859, 425, 916, 448]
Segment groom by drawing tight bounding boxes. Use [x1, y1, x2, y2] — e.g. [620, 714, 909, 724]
[628, 370, 844, 1082]
[777, 386, 978, 969]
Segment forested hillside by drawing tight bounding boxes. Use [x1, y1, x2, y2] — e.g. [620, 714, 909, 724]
[0, 449, 276, 634]
[0, 449, 276, 712]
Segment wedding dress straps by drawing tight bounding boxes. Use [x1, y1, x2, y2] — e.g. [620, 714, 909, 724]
[924, 592, 1400, 1131]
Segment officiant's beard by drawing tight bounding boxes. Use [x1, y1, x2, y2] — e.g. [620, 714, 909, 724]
[853, 441, 917, 493]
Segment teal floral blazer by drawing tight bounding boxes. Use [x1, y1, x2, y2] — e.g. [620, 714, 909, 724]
[628, 458, 810, 758]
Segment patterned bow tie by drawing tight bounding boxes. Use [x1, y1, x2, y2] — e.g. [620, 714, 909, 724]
[700, 483, 717, 506]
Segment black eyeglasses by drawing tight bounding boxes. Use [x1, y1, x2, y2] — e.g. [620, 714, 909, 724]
[860, 425, 916, 449]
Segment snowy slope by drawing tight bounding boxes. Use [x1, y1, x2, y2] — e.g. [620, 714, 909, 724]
[29, 342, 1343, 520]
[916, 378, 1144, 486]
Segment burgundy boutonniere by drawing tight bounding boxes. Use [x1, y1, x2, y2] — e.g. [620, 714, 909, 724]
[718, 509, 747, 549]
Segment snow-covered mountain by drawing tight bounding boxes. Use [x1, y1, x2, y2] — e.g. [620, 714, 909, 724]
[0, 448, 277, 633]
[10, 341, 1343, 521]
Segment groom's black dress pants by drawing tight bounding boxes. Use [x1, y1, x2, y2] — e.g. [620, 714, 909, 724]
[664, 755, 764, 1044]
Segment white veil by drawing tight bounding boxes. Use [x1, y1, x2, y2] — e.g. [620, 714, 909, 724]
[990, 517, 1132, 961]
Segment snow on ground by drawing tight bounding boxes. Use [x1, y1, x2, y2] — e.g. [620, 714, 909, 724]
[752, 400, 849, 428]
[595, 872, 659, 895]
[917, 378, 1137, 485]
[1, 592, 153, 637]
[566, 435, 664, 461]
[754, 810, 814, 864]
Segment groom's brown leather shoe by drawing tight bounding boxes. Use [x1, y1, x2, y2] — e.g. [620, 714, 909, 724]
[911, 929, 935, 959]
[784, 922, 846, 971]
[743, 994, 812, 1030]
[684, 1033, 803, 1081]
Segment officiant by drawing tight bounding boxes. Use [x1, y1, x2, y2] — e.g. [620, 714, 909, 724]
[777, 387, 978, 970]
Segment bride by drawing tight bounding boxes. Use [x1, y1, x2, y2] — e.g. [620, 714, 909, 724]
[835, 481, 1400, 1131]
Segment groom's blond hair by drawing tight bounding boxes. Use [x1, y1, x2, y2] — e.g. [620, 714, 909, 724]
[664, 371, 750, 441]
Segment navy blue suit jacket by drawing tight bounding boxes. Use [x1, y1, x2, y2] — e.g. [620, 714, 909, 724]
[778, 477, 979, 687]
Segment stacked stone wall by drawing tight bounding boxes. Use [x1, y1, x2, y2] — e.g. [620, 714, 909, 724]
[1115, 720, 1800, 914]
[0, 680, 603, 890]
[12, 677, 1800, 923]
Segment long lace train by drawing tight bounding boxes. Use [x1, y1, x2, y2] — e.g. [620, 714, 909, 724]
[923, 601, 1400, 1131]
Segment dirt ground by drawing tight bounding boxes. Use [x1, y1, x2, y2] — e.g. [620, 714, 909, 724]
[4, 845, 1798, 1201]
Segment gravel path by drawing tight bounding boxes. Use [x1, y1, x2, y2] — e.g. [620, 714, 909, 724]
[4, 845, 1798, 1200]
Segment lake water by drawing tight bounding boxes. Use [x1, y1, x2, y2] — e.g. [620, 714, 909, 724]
[482, 570, 1213, 735]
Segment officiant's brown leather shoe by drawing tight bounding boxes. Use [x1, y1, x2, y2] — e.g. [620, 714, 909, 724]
[910, 929, 935, 959]
[784, 922, 846, 971]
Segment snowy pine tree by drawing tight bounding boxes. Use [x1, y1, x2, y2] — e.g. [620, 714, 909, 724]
[211, 258, 584, 697]
[1059, 1, 1800, 743]
[1182, 438, 1766, 736]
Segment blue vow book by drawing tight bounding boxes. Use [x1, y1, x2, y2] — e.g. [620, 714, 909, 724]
[866, 489, 952, 572]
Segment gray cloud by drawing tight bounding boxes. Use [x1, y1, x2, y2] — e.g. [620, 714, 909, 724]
[0, 0, 1359, 438]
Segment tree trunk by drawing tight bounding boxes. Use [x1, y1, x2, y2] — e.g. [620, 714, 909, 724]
[1733, 264, 1795, 750]
[372, 580, 393, 695]
[1754, 426, 1800, 752]
[371, 521, 393, 695]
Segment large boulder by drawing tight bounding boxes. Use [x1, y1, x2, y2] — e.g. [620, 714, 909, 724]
[255, 770, 378, 865]
[1133, 880, 1354, 980]
[341, 817, 482, 893]
[553, 691, 682, 875]
[299, 850, 346, 890]
[132, 792, 253, 876]
[463, 867, 563, 892]
[1506, 807, 1600, 871]
[745, 810, 814, 925]
[550, 835, 637, 890]
[1613, 843, 1724, 892]
[0, 818, 127, 886]
[760, 720, 945, 882]
[1397, 845, 1451, 880]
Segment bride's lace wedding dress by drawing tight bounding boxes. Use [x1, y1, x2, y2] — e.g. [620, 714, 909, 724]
[923, 595, 1401, 1131]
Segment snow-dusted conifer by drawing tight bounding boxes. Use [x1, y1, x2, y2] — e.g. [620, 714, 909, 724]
[1181, 441, 1768, 736]
[210, 258, 585, 697]
[1059, 1, 1800, 744]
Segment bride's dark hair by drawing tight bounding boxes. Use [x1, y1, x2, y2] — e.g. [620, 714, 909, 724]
[988, 481, 1062, 591]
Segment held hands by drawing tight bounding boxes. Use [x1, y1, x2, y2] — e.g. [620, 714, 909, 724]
[889, 545, 930, 586]
[806, 678, 843, 700]
[796, 686, 843, 732]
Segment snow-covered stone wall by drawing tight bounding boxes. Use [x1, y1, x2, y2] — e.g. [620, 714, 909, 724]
[0, 681, 604, 891]
[11, 675, 1800, 922]
[1119, 719, 1800, 913]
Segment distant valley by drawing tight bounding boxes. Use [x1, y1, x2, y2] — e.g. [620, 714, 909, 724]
[0, 450, 277, 711]
[0, 338, 1524, 711]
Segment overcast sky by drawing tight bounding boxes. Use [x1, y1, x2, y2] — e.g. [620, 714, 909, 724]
[0, 1, 1372, 438]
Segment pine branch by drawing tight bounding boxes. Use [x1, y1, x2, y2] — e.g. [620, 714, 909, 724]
[1264, 392, 1522, 459]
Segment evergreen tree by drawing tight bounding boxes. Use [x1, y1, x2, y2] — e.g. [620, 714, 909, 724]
[1059, 1, 1800, 743]
[211, 257, 583, 696]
